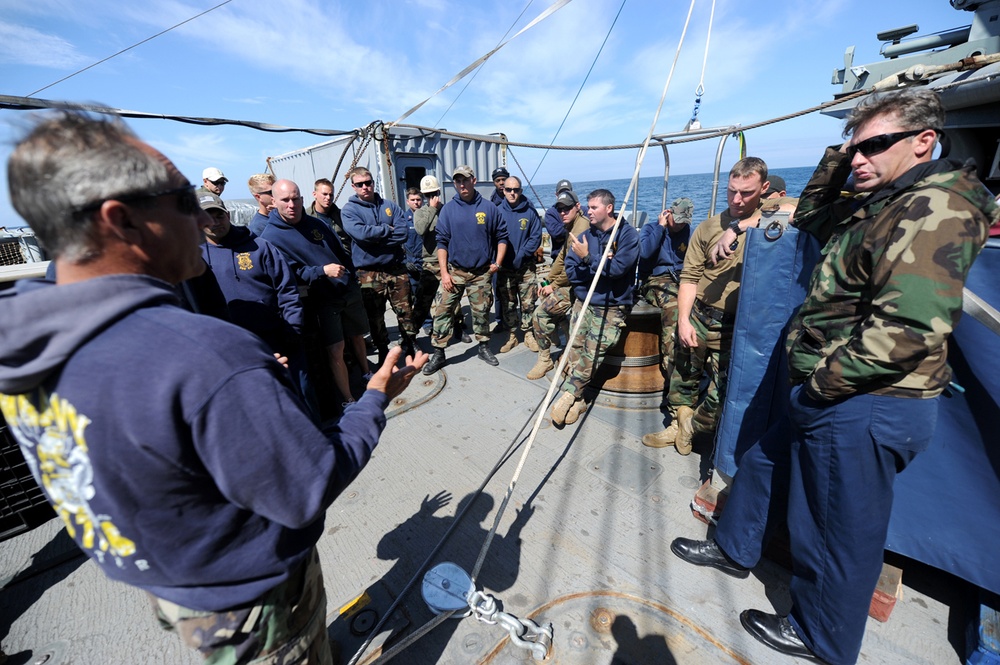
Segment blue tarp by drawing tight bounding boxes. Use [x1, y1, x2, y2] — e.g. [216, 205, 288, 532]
[717, 229, 1000, 594]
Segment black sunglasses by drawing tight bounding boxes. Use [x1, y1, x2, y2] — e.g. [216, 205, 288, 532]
[257, 190, 272, 196]
[74, 184, 198, 216]
[556, 205, 574, 213]
[352, 179, 374, 188]
[846, 129, 931, 160]
[504, 187, 522, 193]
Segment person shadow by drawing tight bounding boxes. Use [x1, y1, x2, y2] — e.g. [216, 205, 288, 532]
[331, 490, 533, 664]
[0, 526, 87, 665]
[610, 614, 677, 665]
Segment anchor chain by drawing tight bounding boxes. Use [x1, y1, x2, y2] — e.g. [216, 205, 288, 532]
[468, 590, 553, 661]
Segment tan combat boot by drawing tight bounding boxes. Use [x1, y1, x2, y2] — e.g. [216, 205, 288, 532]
[523, 330, 539, 352]
[550, 391, 577, 426]
[499, 330, 519, 353]
[526, 348, 554, 379]
[641, 423, 678, 448]
[674, 405, 695, 455]
[564, 397, 587, 425]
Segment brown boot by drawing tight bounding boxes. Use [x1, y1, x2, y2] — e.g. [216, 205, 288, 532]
[499, 331, 519, 353]
[550, 391, 577, 426]
[523, 330, 539, 352]
[642, 423, 678, 448]
[526, 348, 554, 380]
[564, 397, 587, 425]
[675, 406, 695, 455]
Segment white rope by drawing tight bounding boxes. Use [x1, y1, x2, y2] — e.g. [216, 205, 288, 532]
[391, 0, 574, 125]
[697, 0, 716, 96]
[498, 0, 700, 540]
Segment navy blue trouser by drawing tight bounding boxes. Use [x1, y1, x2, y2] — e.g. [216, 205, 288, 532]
[715, 384, 938, 665]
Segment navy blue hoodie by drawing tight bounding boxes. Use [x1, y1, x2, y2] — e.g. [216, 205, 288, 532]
[544, 204, 567, 258]
[436, 191, 508, 270]
[638, 221, 690, 281]
[565, 220, 640, 307]
[498, 197, 542, 270]
[201, 225, 303, 352]
[341, 194, 408, 270]
[0, 275, 388, 611]
[260, 211, 353, 301]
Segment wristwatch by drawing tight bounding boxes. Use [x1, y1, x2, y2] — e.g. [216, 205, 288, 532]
[728, 219, 745, 235]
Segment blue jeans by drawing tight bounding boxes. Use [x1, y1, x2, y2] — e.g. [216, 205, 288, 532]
[715, 385, 938, 665]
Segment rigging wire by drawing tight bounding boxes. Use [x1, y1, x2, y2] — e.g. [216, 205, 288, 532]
[25, 0, 235, 98]
[529, 0, 628, 186]
[434, 0, 536, 128]
[391, 0, 574, 125]
[685, 0, 716, 131]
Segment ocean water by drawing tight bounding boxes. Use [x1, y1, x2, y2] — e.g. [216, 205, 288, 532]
[536, 165, 815, 225]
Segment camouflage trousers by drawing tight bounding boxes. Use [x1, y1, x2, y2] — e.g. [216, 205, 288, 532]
[667, 306, 733, 434]
[498, 263, 538, 332]
[531, 287, 573, 351]
[358, 267, 415, 352]
[641, 274, 681, 374]
[561, 301, 631, 398]
[413, 262, 464, 332]
[430, 265, 493, 347]
[150, 548, 333, 665]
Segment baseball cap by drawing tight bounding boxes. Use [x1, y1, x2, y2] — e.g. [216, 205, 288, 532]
[198, 191, 227, 213]
[203, 167, 227, 183]
[452, 165, 475, 179]
[491, 167, 510, 180]
[420, 175, 441, 194]
[765, 175, 786, 195]
[555, 179, 573, 194]
[670, 197, 694, 225]
[555, 190, 579, 210]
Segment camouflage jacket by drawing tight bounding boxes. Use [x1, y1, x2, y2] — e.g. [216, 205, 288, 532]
[788, 146, 998, 400]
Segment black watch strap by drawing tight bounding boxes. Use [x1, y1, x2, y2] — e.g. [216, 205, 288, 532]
[728, 219, 745, 235]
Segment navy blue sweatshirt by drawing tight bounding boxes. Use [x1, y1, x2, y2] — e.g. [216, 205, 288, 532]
[565, 220, 640, 307]
[341, 194, 408, 270]
[260, 211, 353, 301]
[498, 197, 543, 270]
[544, 204, 567, 258]
[0, 275, 388, 611]
[249, 211, 269, 237]
[436, 191, 508, 270]
[202, 225, 304, 352]
[638, 221, 690, 281]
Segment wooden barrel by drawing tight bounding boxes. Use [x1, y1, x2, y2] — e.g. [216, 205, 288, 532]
[591, 301, 665, 394]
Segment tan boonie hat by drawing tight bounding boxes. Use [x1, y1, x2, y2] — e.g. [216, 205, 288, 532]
[670, 197, 694, 225]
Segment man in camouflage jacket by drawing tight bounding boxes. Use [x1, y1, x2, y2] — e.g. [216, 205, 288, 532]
[670, 89, 998, 665]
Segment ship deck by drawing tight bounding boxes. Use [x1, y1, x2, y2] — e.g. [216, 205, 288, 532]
[0, 319, 974, 664]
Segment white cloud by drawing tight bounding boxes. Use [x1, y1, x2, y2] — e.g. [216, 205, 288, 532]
[0, 21, 91, 68]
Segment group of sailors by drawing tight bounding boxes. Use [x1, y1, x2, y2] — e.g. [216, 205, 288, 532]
[2, 85, 998, 665]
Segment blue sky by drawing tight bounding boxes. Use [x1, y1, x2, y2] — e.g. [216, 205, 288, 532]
[0, 0, 970, 227]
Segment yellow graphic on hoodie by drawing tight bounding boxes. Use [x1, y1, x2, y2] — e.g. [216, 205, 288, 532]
[0, 391, 136, 568]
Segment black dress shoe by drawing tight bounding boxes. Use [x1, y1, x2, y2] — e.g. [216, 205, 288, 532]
[477, 343, 499, 366]
[669, 538, 750, 578]
[460, 331, 473, 344]
[740, 610, 824, 662]
[423, 349, 446, 375]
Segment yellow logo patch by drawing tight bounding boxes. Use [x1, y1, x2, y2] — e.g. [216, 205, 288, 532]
[476, 212, 487, 225]
[519, 218, 528, 230]
[237, 252, 254, 270]
[385, 207, 393, 217]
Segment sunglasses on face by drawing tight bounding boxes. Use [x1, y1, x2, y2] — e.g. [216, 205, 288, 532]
[846, 129, 929, 160]
[257, 190, 272, 197]
[504, 187, 522, 193]
[352, 179, 374, 188]
[557, 206, 574, 214]
[73, 184, 199, 217]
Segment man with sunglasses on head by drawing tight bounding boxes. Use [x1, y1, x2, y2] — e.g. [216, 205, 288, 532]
[670, 89, 998, 665]
[342, 167, 417, 362]
[495, 176, 543, 353]
[422, 165, 508, 374]
[247, 172, 275, 236]
[0, 112, 426, 664]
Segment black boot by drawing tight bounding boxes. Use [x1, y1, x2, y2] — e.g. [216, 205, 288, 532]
[477, 343, 499, 366]
[423, 348, 446, 375]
